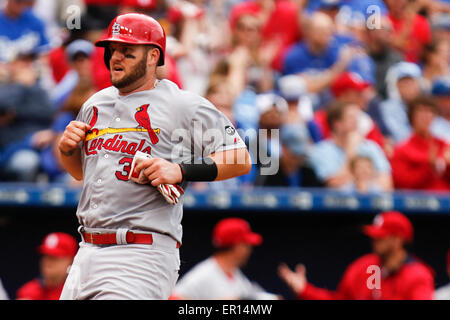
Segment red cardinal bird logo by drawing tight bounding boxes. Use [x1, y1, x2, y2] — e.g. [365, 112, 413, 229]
[135, 104, 159, 144]
[88, 106, 99, 135]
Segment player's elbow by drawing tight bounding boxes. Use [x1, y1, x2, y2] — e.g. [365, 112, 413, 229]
[242, 160, 252, 176]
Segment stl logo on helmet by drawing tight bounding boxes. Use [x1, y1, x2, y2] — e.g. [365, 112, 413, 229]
[112, 22, 121, 35]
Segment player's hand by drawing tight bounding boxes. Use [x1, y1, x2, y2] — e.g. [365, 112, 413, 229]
[58, 121, 91, 156]
[278, 263, 307, 295]
[134, 158, 183, 186]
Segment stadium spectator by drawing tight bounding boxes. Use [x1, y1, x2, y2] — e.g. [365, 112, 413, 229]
[278, 211, 435, 300]
[48, 31, 112, 91]
[233, 89, 287, 156]
[314, 72, 385, 149]
[0, 279, 8, 300]
[379, 62, 424, 144]
[277, 74, 322, 143]
[308, 100, 392, 190]
[16, 232, 78, 300]
[391, 95, 450, 191]
[309, 0, 378, 81]
[434, 249, 450, 300]
[233, 92, 289, 183]
[227, 13, 275, 96]
[50, 39, 95, 109]
[163, 0, 217, 94]
[340, 155, 385, 194]
[421, 38, 450, 91]
[362, 16, 403, 99]
[229, 0, 301, 71]
[385, 0, 432, 63]
[0, 54, 54, 182]
[281, 11, 364, 110]
[430, 77, 450, 143]
[254, 122, 322, 188]
[171, 218, 279, 300]
[144, 0, 208, 91]
[256, 92, 288, 158]
[0, 0, 50, 62]
[282, 11, 338, 76]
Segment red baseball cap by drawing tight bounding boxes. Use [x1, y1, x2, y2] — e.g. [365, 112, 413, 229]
[37, 232, 78, 258]
[363, 211, 414, 243]
[331, 72, 371, 97]
[212, 218, 263, 248]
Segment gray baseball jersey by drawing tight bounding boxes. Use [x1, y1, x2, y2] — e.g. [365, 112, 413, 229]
[75, 79, 246, 243]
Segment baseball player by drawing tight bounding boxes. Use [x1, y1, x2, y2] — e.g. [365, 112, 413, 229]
[278, 211, 435, 300]
[171, 218, 279, 300]
[0, 279, 8, 300]
[16, 232, 78, 300]
[57, 13, 251, 300]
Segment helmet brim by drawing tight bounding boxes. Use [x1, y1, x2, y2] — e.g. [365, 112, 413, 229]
[95, 37, 165, 66]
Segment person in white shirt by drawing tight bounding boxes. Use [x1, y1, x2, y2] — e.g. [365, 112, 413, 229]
[0, 278, 9, 300]
[171, 218, 279, 300]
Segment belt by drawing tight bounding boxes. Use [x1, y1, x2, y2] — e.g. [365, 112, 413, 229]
[81, 228, 181, 248]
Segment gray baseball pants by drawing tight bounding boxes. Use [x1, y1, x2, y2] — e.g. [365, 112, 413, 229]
[60, 229, 180, 300]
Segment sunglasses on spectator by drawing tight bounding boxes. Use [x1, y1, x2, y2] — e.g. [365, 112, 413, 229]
[236, 23, 259, 32]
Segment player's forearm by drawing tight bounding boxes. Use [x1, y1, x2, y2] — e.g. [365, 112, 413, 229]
[208, 148, 252, 181]
[59, 147, 83, 181]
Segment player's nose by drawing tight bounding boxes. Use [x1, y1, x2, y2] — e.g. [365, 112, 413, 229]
[110, 49, 125, 63]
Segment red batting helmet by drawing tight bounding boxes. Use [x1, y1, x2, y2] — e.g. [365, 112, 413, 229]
[95, 13, 166, 68]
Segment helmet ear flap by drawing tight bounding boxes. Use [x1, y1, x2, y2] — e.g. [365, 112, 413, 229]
[103, 47, 112, 70]
[157, 48, 164, 66]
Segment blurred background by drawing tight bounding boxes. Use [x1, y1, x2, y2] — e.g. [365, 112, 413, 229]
[0, 0, 448, 300]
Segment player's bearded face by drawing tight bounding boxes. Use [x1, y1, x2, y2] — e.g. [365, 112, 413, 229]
[110, 47, 148, 89]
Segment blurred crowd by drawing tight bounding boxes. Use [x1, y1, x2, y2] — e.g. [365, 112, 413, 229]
[0, 0, 449, 193]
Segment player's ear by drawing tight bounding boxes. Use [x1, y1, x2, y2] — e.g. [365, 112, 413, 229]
[146, 46, 160, 67]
